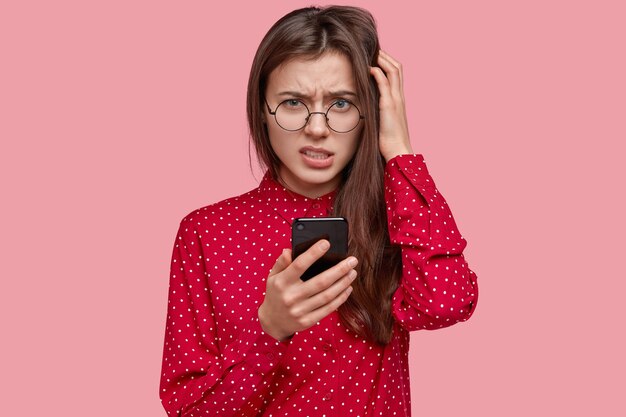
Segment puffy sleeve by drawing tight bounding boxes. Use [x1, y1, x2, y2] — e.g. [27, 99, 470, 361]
[384, 154, 478, 330]
[159, 218, 289, 416]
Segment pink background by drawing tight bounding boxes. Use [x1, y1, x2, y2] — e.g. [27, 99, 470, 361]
[2, 0, 625, 415]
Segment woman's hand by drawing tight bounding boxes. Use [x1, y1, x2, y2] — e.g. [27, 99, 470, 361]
[369, 49, 414, 162]
[258, 240, 358, 341]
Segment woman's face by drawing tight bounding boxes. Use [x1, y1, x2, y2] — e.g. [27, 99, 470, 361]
[264, 52, 362, 198]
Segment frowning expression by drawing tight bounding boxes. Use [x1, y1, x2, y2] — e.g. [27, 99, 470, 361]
[264, 52, 362, 198]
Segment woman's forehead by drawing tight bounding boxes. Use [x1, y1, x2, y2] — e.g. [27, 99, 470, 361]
[267, 53, 356, 97]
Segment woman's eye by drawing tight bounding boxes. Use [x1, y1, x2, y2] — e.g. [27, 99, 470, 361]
[333, 99, 352, 110]
[285, 99, 302, 107]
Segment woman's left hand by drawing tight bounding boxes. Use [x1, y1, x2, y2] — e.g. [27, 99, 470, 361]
[369, 50, 414, 162]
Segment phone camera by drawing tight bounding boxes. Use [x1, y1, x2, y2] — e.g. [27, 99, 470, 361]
[296, 223, 305, 231]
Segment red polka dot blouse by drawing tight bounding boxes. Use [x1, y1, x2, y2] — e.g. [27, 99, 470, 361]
[159, 154, 478, 416]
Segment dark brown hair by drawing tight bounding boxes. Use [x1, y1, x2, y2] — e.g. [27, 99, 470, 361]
[246, 6, 401, 344]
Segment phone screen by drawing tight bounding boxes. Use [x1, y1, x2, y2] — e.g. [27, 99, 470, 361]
[292, 217, 349, 281]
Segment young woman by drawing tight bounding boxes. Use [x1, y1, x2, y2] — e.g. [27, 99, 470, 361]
[160, 6, 478, 417]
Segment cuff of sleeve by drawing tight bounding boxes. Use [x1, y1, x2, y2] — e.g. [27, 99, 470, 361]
[233, 315, 290, 375]
[385, 154, 432, 188]
[385, 154, 437, 209]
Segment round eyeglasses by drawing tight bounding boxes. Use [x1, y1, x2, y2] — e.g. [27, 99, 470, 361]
[264, 98, 364, 133]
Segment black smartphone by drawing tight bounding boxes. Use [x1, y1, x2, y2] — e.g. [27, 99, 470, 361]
[291, 217, 349, 281]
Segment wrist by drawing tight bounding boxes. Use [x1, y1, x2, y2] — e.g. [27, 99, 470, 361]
[258, 304, 291, 342]
[382, 146, 414, 162]
[380, 138, 414, 162]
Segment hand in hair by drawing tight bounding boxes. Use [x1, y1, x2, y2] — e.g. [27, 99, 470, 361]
[369, 49, 414, 162]
[258, 240, 358, 341]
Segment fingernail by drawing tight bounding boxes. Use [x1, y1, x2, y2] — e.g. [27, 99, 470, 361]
[347, 257, 358, 267]
[319, 240, 330, 250]
[350, 270, 357, 280]
[346, 286, 353, 295]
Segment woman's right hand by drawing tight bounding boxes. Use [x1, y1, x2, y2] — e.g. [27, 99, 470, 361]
[258, 239, 358, 341]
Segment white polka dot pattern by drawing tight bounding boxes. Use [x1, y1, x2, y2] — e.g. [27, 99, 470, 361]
[385, 155, 478, 331]
[159, 154, 478, 416]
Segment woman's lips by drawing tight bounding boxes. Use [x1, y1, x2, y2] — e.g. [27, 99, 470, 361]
[300, 147, 334, 168]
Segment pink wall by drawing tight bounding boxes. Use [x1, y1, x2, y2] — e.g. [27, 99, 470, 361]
[2, 0, 624, 415]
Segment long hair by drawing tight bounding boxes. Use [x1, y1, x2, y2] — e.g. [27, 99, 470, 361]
[246, 6, 402, 345]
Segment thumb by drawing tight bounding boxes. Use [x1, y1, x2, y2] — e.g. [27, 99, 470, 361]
[269, 249, 292, 277]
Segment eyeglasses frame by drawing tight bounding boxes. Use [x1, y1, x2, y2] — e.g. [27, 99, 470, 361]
[264, 98, 365, 133]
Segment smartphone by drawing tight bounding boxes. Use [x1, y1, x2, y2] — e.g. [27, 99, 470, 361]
[291, 217, 349, 281]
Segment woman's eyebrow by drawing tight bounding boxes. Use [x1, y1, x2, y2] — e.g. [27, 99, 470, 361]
[276, 90, 358, 98]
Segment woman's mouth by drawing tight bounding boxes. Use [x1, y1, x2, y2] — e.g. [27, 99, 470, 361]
[300, 147, 334, 168]
[302, 149, 331, 159]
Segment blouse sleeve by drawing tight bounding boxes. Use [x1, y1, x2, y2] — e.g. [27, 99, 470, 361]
[384, 154, 478, 331]
[159, 219, 289, 416]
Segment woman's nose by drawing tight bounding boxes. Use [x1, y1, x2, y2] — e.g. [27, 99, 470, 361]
[304, 112, 330, 137]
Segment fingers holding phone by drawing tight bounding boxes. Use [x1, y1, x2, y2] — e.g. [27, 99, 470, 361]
[295, 255, 357, 318]
[258, 218, 357, 341]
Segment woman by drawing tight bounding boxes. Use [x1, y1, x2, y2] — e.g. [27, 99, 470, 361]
[160, 6, 478, 416]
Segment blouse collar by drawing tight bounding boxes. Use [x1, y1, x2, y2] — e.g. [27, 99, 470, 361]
[258, 172, 337, 224]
